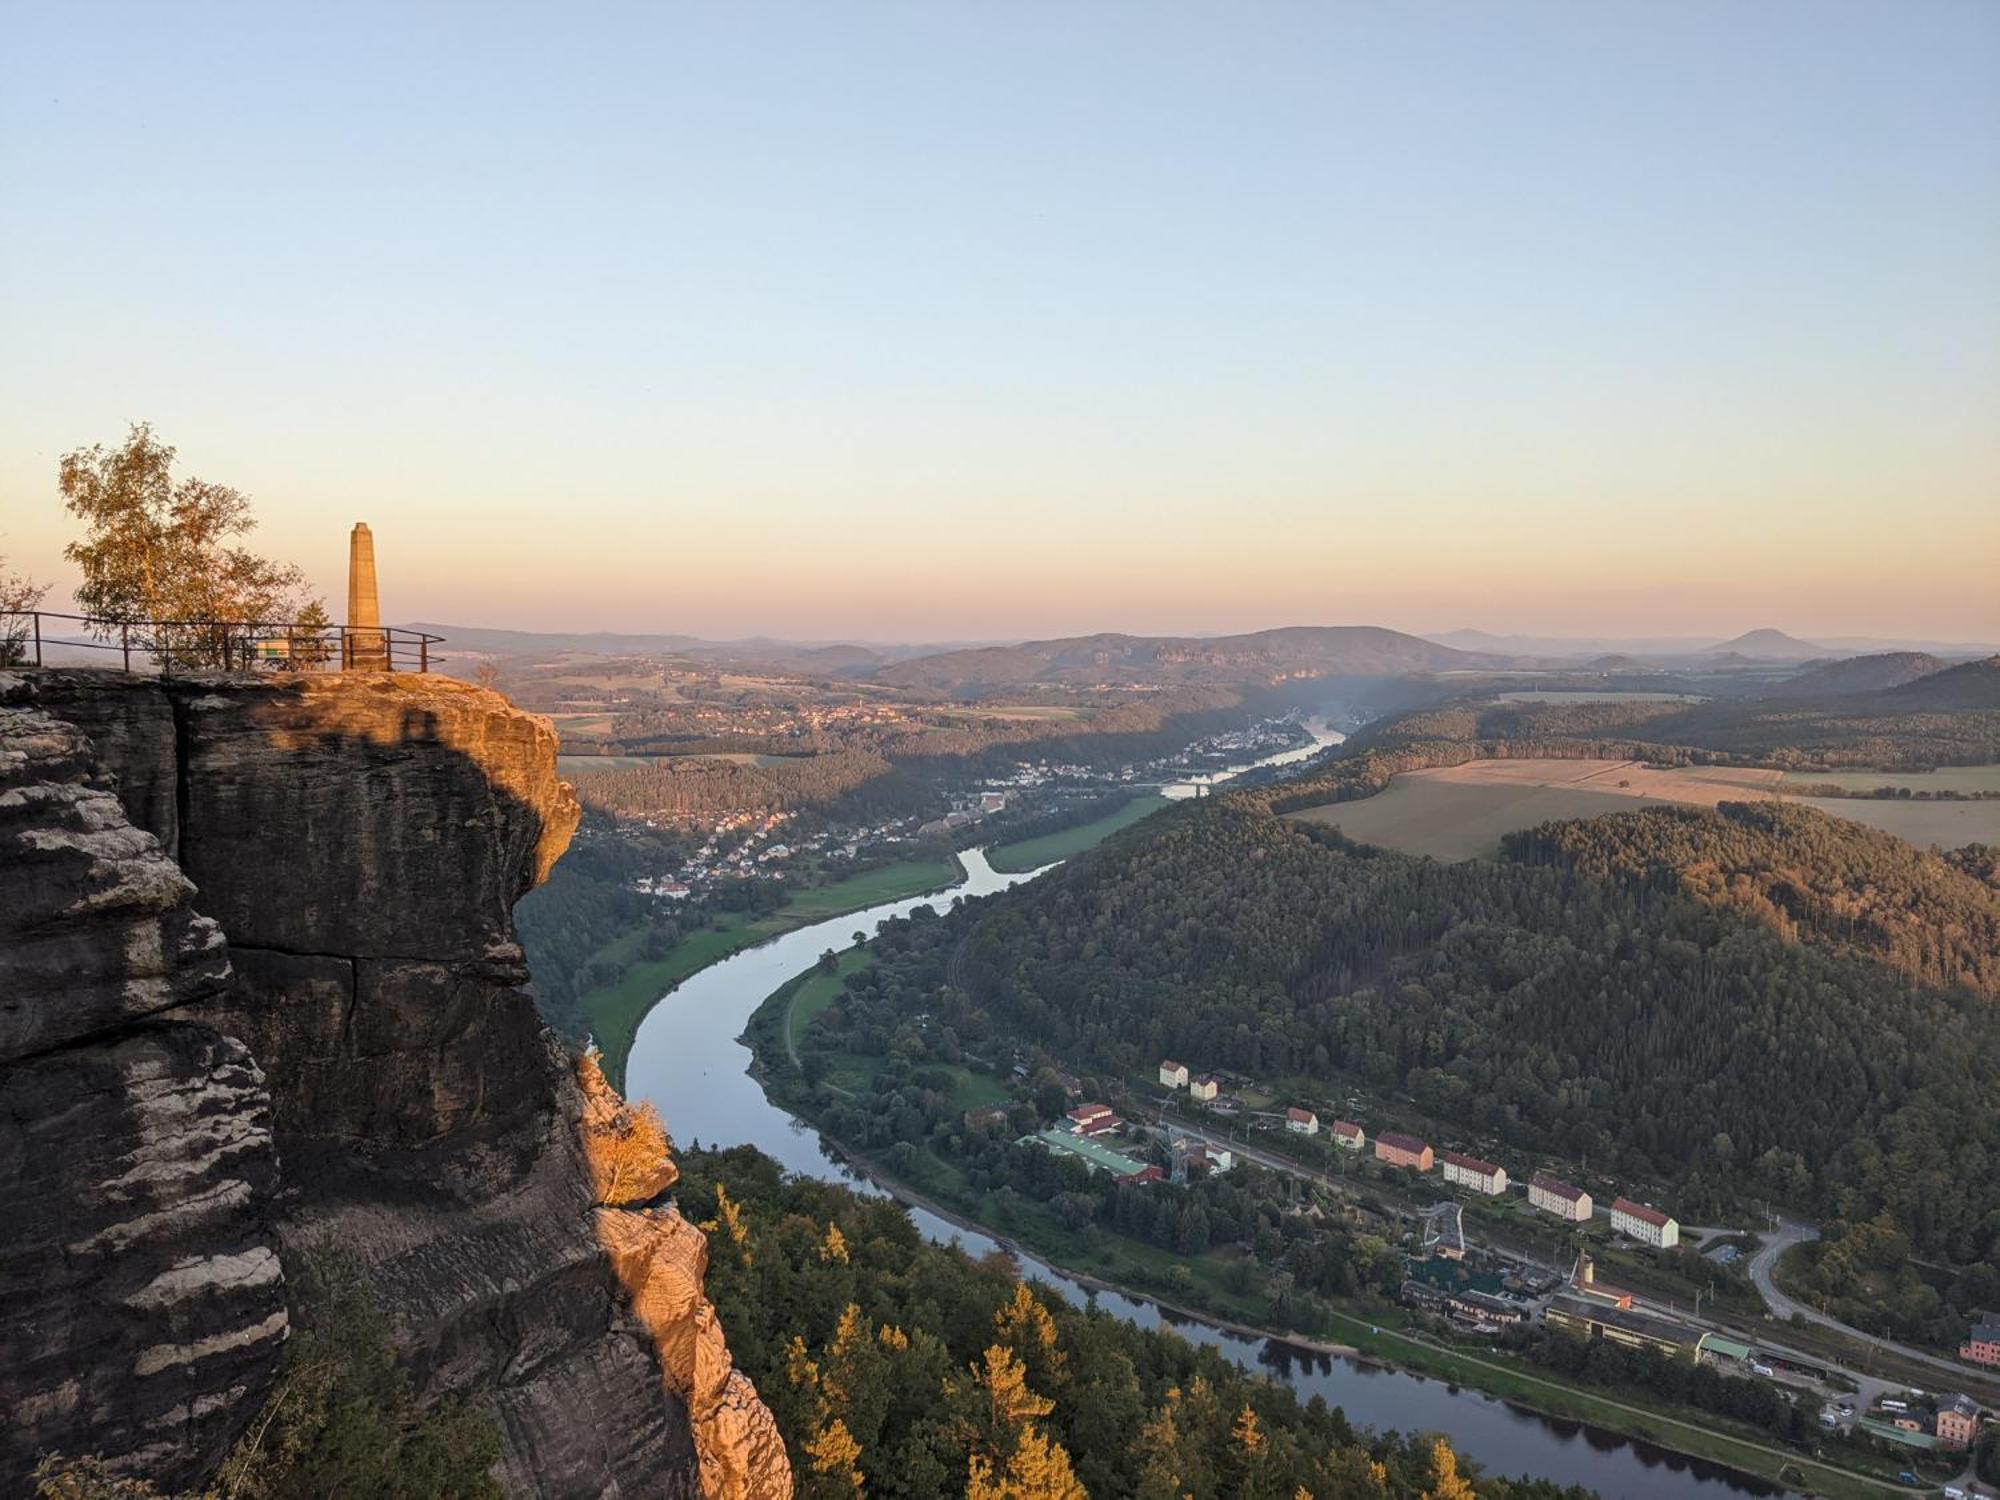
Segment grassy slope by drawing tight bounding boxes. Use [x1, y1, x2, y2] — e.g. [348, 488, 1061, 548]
[581, 854, 963, 1087]
[986, 793, 1171, 873]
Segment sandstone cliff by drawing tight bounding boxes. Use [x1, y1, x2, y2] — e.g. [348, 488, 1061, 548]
[1, 670, 790, 1498]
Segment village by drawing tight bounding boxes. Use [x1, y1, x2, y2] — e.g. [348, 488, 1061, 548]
[996, 1051, 1996, 1483]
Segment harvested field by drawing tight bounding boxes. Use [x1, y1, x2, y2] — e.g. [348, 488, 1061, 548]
[1287, 758, 1783, 860]
[1288, 757, 2000, 858]
[1780, 766, 2000, 795]
[1788, 796, 2000, 849]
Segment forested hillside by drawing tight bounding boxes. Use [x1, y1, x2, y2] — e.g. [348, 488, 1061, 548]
[1371, 663, 2000, 769]
[1765, 651, 1949, 697]
[875, 625, 1491, 692]
[1507, 801, 2000, 999]
[567, 748, 931, 819]
[948, 800, 2000, 1268]
[678, 1144, 1591, 1500]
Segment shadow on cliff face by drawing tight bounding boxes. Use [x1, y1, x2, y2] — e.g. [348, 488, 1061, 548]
[14, 668, 789, 1498]
[0, 689, 285, 1493]
[75, 669, 583, 1190]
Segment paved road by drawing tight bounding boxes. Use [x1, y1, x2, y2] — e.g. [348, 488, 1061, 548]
[1747, 1216, 1991, 1390]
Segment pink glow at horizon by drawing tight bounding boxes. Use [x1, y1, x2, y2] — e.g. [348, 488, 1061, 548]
[2, 2, 1995, 645]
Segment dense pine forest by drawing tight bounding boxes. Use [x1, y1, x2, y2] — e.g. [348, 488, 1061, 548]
[678, 1145, 1593, 1500]
[1506, 801, 2000, 999]
[944, 797, 1999, 1268]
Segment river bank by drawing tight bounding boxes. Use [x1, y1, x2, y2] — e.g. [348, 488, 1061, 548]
[619, 722, 1881, 1496]
[580, 851, 966, 1085]
[774, 1083, 1896, 1500]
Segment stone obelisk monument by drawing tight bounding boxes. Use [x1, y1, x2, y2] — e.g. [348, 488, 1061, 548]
[346, 522, 388, 670]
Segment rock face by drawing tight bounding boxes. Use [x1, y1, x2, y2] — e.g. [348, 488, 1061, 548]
[0, 695, 283, 1490]
[0, 670, 787, 1497]
[579, 1056, 792, 1500]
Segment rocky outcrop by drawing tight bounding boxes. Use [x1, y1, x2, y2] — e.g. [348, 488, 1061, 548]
[579, 1056, 792, 1500]
[0, 695, 283, 1491]
[1, 670, 785, 1498]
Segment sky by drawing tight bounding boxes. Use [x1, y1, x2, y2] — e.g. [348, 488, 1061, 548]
[3, 1, 1996, 645]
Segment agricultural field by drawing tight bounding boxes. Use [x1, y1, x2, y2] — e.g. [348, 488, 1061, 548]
[1780, 765, 2000, 794]
[557, 753, 662, 773]
[1288, 759, 1782, 860]
[550, 711, 617, 739]
[1290, 757, 2000, 858]
[1787, 795, 2000, 848]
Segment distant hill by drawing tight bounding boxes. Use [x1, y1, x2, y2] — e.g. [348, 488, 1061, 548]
[1428, 628, 2000, 660]
[874, 625, 1495, 692]
[1706, 628, 1827, 660]
[1880, 655, 2000, 712]
[1766, 651, 1949, 698]
[400, 623, 959, 671]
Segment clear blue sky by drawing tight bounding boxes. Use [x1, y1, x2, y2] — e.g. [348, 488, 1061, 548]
[3, 1, 1995, 641]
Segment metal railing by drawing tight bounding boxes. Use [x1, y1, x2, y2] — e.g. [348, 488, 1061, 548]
[0, 610, 444, 675]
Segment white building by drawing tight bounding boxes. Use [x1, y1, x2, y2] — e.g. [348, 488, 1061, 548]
[1441, 1151, 1508, 1195]
[1529, 1173, 1592, 1222]
[1610, 1196, 1680, 1248]
[1285, 1106, 1320, 1136]
[1331, 1120, 1365, 1151]
[1158, 1060, 1189, 1089]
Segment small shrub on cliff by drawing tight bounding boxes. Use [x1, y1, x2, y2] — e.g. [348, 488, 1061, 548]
[215, 1251, 503, 1500]
[579, 1046, 677, 1205]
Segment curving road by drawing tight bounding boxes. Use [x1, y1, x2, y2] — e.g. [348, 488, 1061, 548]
[1746, 1217, 1992, 1389]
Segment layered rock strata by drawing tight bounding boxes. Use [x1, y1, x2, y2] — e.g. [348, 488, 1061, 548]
[0, 698, 282, 1488]
[1, 670, 788, 1498]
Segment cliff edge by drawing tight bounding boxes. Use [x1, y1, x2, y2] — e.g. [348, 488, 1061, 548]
[1, 670, 790, 1498]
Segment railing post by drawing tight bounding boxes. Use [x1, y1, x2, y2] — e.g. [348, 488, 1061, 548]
[33, 612, 41, 669]
[121, 622, 131, 673]
[420, 635, 429, 673]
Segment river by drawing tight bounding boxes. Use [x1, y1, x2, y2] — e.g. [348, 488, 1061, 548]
[623, 725, 1777, 1498]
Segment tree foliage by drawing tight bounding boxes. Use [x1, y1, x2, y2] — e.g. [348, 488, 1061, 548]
[681, 1145, 1590, 1500]
[59, 423, 319, 665]
[937, 798, 1999, 1275]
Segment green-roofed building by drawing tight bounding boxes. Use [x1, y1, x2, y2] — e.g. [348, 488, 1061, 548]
[1699, 1335, 1753, 1364]
[1023, 1128, 1161, 1182]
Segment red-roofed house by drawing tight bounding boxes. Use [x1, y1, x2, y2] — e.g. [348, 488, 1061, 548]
[1441, 1151, 1508, 1195]
[1158, 1060, 1189, 1088]
[1610, 1197, 1680, 1249]
[1375, 1133, 1434, 1172]
[1285, 1106, 1320, 1136]
[1067, 1103, 1119, 1138]
[1331, 1120, 1365, 1152]
[1529, 1173, 1592, 1222]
